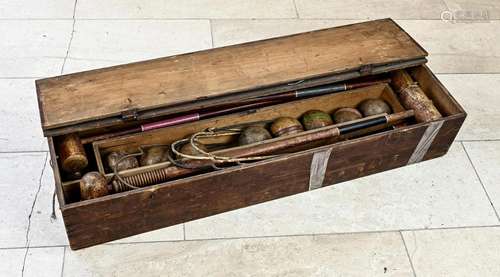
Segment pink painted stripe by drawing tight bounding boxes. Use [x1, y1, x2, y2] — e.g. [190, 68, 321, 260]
[141, 113, 200, 131]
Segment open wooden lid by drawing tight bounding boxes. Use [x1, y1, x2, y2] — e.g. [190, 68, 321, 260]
[36, 18, 427, 136]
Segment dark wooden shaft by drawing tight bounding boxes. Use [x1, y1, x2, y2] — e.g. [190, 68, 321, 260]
[80, 79, 390, 144]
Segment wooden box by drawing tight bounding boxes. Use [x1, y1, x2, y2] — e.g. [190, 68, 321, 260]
[35, 19, 466, 250]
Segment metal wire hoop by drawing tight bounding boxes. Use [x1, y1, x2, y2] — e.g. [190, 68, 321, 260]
[172, 127, 278, 164]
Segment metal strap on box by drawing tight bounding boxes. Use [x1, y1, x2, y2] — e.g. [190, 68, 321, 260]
[308, 147, 334, 190]
[407, 120, 444, 164]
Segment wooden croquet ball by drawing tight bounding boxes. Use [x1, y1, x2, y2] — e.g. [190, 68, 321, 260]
[238, 126, 272, 145]
[301, 110, 333, 130]
[80, 171, 109, 200]
[270, 117, 304, 137]
[140, 146, 169, 166]
[358, 98, 391, 117]
[106, 151, 139, 172]
[332, 107, 363, 123]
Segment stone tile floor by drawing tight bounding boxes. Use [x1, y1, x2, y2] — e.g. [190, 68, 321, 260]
[1, 1, 499, 276]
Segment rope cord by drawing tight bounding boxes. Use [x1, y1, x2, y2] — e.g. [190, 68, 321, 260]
[172, 127, 277, 163]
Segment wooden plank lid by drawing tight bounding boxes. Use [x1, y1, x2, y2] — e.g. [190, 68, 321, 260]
[36, 18, 427, 136]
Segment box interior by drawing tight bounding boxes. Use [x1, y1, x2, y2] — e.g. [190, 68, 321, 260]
[51, 65, 465, 205]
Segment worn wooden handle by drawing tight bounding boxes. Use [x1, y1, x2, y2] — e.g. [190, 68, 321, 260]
[391, 70, 442, 123]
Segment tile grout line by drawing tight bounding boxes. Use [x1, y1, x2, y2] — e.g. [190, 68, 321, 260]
[456, 139, 500, 142]
[60, 246, 66, 277]
[57, 224, 500, 247]
[1, 17, 499, 21]
[2, 244, 69, 250]
[183, 224, 186, 240]
[2, 223, 499, 250]
[157, 223, 500, 244]
[461, 142, 500, 222]
[0, 77, 43, 79]
[0, 150, 49, 154]
[292, 0, 300, 19]
[399, 231, 417, 277]
[60, 0, 78, 75]
[208, 19, 215, 48]
[436, 72, 500, 75]
[0, 18, 75, 20]
[20, 153, 49, 277]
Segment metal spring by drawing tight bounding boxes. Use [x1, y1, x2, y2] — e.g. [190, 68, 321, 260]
[112, 124, 277, 193]
[113, 167, 171, 192]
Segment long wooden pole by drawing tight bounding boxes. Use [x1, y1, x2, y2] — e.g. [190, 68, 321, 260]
[81, 79, 389, 144]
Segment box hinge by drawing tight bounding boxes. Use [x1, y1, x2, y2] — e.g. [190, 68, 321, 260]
[121, 108, 139, 121]
[359, 64, 374, 76]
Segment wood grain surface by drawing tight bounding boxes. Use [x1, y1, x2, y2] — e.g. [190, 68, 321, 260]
[36, 19, 426, 131]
